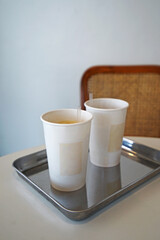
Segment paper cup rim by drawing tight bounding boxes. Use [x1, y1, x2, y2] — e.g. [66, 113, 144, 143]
[40, 109, 93, 127]
[84, 98, 129, 112]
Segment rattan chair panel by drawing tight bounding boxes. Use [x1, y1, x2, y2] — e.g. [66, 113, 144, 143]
[86, 73, 160, 137]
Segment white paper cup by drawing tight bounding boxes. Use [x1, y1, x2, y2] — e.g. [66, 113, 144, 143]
[84, 98, 129, 167]
[41, 109, 92, 192]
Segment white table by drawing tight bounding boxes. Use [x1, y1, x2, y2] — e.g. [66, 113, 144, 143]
[0, 137, 160, 240]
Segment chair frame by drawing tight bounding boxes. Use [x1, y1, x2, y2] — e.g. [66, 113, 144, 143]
[81, 65, 160, 110]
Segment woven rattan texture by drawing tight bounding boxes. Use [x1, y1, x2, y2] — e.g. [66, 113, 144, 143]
[88, 73, 160, 137]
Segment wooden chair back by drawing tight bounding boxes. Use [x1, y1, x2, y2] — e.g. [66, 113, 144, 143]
[81, 65, 160, 137]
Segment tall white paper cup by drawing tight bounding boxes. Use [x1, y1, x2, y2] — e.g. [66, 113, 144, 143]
[41, 109, 92, 192]
[84, 98, 129, 167]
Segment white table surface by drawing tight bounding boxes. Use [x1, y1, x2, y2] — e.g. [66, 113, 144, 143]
[0, 137, 160, 240]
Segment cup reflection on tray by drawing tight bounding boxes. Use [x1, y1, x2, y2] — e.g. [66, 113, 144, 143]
[49, 157, 121, 210]
[86, 159, 121, 208]
[50, 183, 87, 211]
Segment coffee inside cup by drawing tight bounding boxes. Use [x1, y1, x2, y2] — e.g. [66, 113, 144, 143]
[57, 121, 79, 124]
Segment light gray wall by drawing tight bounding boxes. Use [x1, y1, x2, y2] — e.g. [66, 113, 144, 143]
[0, 0, 160, 155]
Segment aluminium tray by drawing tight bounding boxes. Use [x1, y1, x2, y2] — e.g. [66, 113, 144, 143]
[13, 138, 160, 221]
